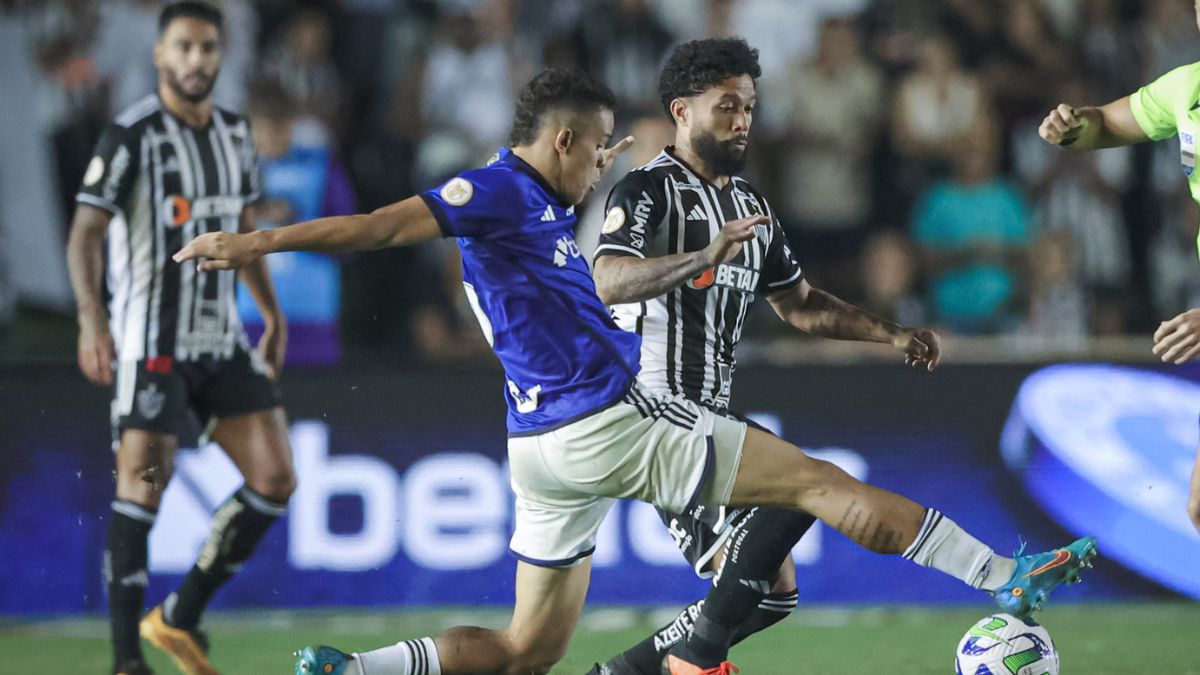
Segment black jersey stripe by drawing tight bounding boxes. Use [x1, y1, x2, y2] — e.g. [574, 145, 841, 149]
[95, 100, 255, 363]
[610, 148, 789, 410]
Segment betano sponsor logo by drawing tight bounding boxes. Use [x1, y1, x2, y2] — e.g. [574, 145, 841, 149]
[150, 419, 866, 573]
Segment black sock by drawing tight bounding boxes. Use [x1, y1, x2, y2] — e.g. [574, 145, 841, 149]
[165, 486, 286, 630]
[603, 589, 799, 675]
[672, 508, 815, 667]
[604, 599, 705, 675]
[106, 500, 156, 670]
[729, 590, 798, 645]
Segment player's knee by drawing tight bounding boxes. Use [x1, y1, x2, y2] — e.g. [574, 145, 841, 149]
[772, 557, 797, 595]
[116, 464, 172, 505]
[791, 456, 854, 508]
[505, 634, 568, 675]
[246, 466, 296, 502]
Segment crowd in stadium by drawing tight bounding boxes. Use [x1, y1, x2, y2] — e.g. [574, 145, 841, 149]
[3, 0, 1200, 363]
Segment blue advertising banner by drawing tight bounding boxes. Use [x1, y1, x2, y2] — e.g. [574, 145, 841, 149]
[0, 363, 1191, 615]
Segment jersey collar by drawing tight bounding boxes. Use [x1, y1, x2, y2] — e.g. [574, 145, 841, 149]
[663, 146, 736, 193]
[502, 148, 573, 208]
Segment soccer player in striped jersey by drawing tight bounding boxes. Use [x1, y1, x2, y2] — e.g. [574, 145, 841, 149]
[179, 69, 1095, 675]
[586, 37, 935, 675]
[1036, 0, 1200, 535]
[66, 3, 294, 674]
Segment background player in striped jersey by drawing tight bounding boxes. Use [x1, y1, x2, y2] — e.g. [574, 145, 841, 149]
[179, 67, 1096, 675]
[588, 38, 945, 675]
[1036, 0, 1200, 535]
[65, 3, 294, 674]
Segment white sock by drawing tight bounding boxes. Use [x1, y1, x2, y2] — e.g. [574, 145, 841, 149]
[353, 637, 441, 675]
[902, 509, 1016, 591]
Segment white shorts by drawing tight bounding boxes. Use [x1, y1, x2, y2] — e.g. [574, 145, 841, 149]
[507, 385, 747, 567]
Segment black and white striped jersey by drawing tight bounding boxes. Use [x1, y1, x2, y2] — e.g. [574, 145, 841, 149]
[76, 94, 260, 363]
[594, 147, 803, 411]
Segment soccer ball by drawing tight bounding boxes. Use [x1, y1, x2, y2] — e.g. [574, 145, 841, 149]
[954, 613, 1059, 675]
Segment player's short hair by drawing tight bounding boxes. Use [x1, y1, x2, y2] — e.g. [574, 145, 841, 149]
[658, 38, 761, 122]
[159, 1, 224, 37]
[509, 69, 617, 147]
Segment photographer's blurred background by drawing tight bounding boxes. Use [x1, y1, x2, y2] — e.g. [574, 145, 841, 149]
[4, 0, 1197, 366]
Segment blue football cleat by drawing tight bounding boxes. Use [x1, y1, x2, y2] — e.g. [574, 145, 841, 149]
[993, 535, 1098, 619]
[294, 645, 354, 675]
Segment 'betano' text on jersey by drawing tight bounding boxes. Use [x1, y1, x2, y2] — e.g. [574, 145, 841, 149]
[420, 147, 641, 436]
[595, 148, 804, 411]
[76, 95, 260, 363]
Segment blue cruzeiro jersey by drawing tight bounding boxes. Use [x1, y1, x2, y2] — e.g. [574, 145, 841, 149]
[420, 147, 642, 435]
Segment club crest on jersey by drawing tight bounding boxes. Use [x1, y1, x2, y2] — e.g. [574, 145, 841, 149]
[602, 207, 626, 234]
[137, 384, 166, 420]
[440, 177, 473, 206]
[687, 263, 759, 295]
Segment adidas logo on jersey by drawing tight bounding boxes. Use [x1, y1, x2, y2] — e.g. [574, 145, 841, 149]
[687, 205, 707, 221]
[541, 205, 555, 222]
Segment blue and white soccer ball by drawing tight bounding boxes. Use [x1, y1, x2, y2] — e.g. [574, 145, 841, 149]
[954, 613, 1059, 675]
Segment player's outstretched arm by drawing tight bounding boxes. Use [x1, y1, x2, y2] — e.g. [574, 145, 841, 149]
[593, 214, 766, 305]
[174, 195, 441, 271]
[1038, 97, 1148, 150]
[767, 280, 941, 371]
[66, 203, 117, 385]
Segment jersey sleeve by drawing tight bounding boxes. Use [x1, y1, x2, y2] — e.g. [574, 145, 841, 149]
[76, 123, 140, 215]
[594, 170, 666, 260]
[420, 169, 523, 239]
[1129, 63, 1200, 142]
[758, 219, 804, 295]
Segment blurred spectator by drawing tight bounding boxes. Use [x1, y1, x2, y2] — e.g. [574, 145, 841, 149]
[261, 7, 341, 134]
[1012, 79, 1132, 331]
[892, 33, 985, 174]
[1076, 0, 1141, 101]
[771, 15, 883, 297]
[912, 125, 1031, 334]
[236, 81, 356, 364]
[414, 4, 516, 184]
[1021, 230, 1088, 345]
[1149, 167, 1200, 323]
[710, 0, 869, 79]
[860, 229, 927, 327]
[981, 0, 1072, 125]
[571, 0, 674, 110]
[1140, 0, 1200, 83]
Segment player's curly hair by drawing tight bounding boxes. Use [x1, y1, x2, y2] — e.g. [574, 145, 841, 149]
[509, 69, 617, 147]
[159, 1, 224, 37]
[658, 38, 761, 122]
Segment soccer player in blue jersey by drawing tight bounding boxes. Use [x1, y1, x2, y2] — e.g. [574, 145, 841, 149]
[177, 69, 1097, 675]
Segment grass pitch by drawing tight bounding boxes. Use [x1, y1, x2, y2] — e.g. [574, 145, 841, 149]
[5, 603, 1197, 674]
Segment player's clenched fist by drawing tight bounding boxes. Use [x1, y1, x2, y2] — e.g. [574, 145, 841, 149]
[174, 231, 260, 271]
[1039, 103, 1088, 145]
